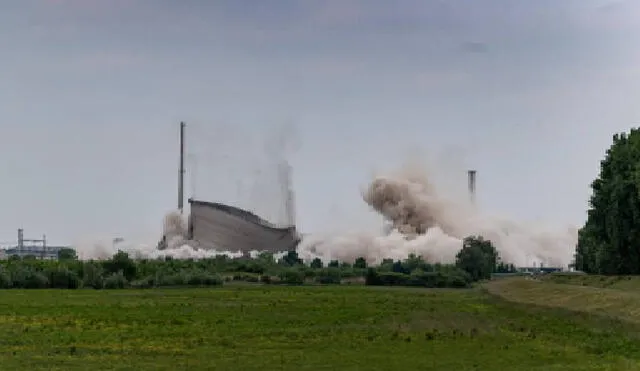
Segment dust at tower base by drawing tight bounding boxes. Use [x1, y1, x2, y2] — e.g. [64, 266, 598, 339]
[157, 198, 300, 254]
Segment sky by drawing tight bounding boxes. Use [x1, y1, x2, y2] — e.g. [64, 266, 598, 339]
[0, 0, 638, 246]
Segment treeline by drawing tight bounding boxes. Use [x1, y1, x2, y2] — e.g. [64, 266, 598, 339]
[0, 236, 513, 289]
[575, 128, 640, 274]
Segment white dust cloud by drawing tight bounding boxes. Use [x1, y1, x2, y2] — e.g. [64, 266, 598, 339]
[296, 163, 578, 268]
[73, 160, 578, 268]
[71, 120, 577, 267]
[73, 211, 278, 261]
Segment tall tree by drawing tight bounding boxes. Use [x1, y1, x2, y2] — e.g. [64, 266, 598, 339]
[455, 236, 498, 281]
[575, 128, 640, 274]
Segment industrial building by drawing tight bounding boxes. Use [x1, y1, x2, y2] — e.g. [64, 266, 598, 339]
[158, 122, 301, 255]
[0, 229, 70, 260]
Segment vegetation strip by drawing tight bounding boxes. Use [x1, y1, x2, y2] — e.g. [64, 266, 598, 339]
[0, 236, 505, 290]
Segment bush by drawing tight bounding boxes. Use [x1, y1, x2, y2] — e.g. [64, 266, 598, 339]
[103, 271, 128, 289]
[365, 267, 471, 288]
[278, 269, 305, 285]
[46, 266, 81, 289]
[232, 273, 260, 283]
[103, 251, 137, 281]
[365, 268, 381, 285]
[0, 248, 488, 290]
[81, 262, 105, 289]
[354, 257, 367, 269]
[186, 271, 223, 286]
[11, 267, 49, 289]
[157, 272, 189, 286]
[446, 273, 471, 288]
[0, 268, 11, 288]
[314, 268, 342, 285]
[366, 269, 426, 286]
[310, 258, 323, 269]
[130, 276, 156, 289]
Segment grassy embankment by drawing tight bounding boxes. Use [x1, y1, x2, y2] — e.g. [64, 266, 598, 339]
[2, 284, 640, 370]
[486, 276, 640, 324]
[541, 273, 640, 290]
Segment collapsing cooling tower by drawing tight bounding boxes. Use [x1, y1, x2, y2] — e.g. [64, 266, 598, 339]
[186, 199, 301, 253]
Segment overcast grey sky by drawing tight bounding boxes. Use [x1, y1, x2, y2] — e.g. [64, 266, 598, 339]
[0, 0, 638, 245]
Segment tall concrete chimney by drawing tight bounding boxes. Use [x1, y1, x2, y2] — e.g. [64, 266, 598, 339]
[468, 170, 476, 204]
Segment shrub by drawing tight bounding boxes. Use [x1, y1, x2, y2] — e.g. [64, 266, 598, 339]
[354, 257, 367, 269]
[103, 271, 128, 289]
[310, 258, 323, 269]
[314, 268, 342, 285]
[0, 267, 11, 288]
[365, 270, 413, 286]
[46, 266, 81, 289]
[158, 272, 189, 286]
[365, 268, 381, 286]
[186, 271, 223, 286]
[232, 273, 260, 283]
[130, 276, 156, 289]
[278, 269, 304, 285]
[82, 262, 105, 289]
[11, 267, 49, 289]
[365, 268, 471, 289]
[446, 273, 471, 288]
[0, 248, 483, 290]
[103, 251, 137, 281]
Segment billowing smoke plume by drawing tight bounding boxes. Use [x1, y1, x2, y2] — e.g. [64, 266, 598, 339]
[71, 121, 577, 268]
[296, 164, 577, 267]
[73, 161, 577, 267]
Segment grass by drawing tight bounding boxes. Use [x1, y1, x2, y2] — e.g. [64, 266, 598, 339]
[1, 285, 640, 370]
[541, 273, 640, 291]
[486, 277, 640, 323]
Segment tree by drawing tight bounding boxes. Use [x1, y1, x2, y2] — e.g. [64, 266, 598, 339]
[455, 236, 498, 281]
[353, 257, 367, 269]
[57, 248, 78, 261]
[310, 258, 323, 269]
[279, 250, 303, 266]
[404, 253, 427, 272]
[256, 252, 275, 266]
[575, 129, 640, 274]
[103, 250, 137, 281]
[494, 261, 516, 274]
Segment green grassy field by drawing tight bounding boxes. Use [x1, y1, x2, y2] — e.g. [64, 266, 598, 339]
[2, 283, 640, 370]
[487, 277, 640, 324]
[541, 273, 640, 291]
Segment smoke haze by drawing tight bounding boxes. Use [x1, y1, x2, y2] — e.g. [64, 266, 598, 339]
[297, 162, 578, 267]
[72, 157, 578, 268]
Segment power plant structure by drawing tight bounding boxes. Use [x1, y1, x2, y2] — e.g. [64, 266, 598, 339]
[0, 228, 70, 260]
[186, 199, 300, 253]
[158, 122, 301, 254]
